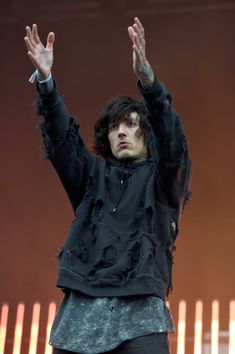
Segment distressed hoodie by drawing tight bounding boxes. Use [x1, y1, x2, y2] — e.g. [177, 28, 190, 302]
[37, 78, 192, 300]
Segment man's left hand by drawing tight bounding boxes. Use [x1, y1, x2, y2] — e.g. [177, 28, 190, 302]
[128, 17, 155, 88]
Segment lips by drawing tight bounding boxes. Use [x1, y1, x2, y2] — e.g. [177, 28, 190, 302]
[118, 141, 129, 148]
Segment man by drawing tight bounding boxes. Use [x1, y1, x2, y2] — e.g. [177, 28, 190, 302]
[25, 17, 191, 354]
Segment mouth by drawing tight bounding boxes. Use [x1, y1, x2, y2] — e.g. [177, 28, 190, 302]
[118, 141, 130, 148]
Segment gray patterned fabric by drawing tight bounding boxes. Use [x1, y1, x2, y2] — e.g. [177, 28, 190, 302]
[50, 291, 174, 354]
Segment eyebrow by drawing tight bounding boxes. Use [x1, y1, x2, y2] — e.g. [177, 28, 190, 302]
[108, 111, 140, 129]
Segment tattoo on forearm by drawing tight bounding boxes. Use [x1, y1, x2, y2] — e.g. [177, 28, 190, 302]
[139, 63, 150, 77]
[139, 62, 154, 86]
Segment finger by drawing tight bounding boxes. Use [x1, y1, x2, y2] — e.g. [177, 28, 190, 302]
[25, 25, 37, 48]
[128, 26, 145, 61]
[133, 29, 145, 57]
[128, 24, 145, 52]
[134, 17, 145, 35]
[133, 43, 144, 62]
[127, 26, 135, 44]
[27, 51, 39, 68]
[133, 21, 144, 38]
[46, 32, 55, 50]
[25, 25, 32, 36]
[25, 25, 32, 44]
[32, 24, 41, 44]
[133, 31, 145, 57]
[128, 26, 141, 50]
[133, 23, 145, 47]
[24, 36, 36, 55]
[134, 18, 145, 47]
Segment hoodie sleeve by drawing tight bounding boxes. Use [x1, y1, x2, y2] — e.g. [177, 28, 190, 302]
[138, 78, 192, 211]
[36, 82, 96, 212]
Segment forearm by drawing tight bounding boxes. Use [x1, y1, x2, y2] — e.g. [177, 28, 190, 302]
[32, 75, 94, 211]
[140, 78, 191, 209]
[138, 62, 155, 89]
[138, 76, 171, 120]
[139, 77, 188, 163]
[33, 74, 71, 143]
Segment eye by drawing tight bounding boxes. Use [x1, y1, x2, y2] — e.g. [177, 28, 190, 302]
[108, 123, 118, 132]
[127, 120, 138, 128]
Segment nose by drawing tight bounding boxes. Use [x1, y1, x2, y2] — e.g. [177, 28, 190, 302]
[118, 123, 127, 138]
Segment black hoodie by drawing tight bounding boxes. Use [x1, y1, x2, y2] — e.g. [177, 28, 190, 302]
[37, 78, 192, 300]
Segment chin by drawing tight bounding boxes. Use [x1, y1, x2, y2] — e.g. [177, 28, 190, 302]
[115, 150, 147, 163]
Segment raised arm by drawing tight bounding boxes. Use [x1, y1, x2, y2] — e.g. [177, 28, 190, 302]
[24, 25, 95, 212]
[128, 18, 191, 211]
[128, 17, 155, 88]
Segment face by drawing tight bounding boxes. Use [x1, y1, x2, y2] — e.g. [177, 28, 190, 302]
[108, 112, 147, 162]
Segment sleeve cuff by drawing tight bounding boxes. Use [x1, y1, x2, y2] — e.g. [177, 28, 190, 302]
[38, 75, 55, 94]
[138, 76, 172, 105]
[28, 70, 54, 94]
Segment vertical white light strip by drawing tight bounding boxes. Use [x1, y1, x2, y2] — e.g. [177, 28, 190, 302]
[211, 300, 219, 354]
[194, 301, 203, 354]
[177, 300, 186, 354]
[28, 302, 41, 354]
[44, 302, 57, 354]
[229, 300, 235, 354]
[12, 303, 25, 354]
[0, 303, 9, 354]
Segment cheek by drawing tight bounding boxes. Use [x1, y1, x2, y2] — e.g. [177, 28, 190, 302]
[135, 135, 146, 152]
[108, 133, 112, 145]
[108, 134, 115, 150]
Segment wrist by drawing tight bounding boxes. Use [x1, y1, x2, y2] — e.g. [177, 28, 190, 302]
[38, 71, 52, 83]
[37, 70, 51, 82]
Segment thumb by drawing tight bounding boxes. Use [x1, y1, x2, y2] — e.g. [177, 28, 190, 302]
[46, 32, 55, 50]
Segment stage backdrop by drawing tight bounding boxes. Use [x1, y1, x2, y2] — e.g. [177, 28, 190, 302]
[0, 1, 235, 353]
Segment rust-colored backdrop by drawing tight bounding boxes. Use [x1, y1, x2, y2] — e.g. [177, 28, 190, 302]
[0, 1, 235, 353]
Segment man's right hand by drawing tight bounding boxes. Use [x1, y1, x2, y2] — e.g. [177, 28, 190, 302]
[24, 24, 55, 81]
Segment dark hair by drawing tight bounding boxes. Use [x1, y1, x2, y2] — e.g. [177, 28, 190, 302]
[93, 96, 150, 158]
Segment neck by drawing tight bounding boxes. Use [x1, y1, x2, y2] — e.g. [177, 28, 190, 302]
[117, 153, 147, 164]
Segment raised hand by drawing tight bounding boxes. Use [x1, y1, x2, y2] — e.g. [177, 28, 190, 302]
[24, 24, 55, 80]
[128, 17, 155, 87]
